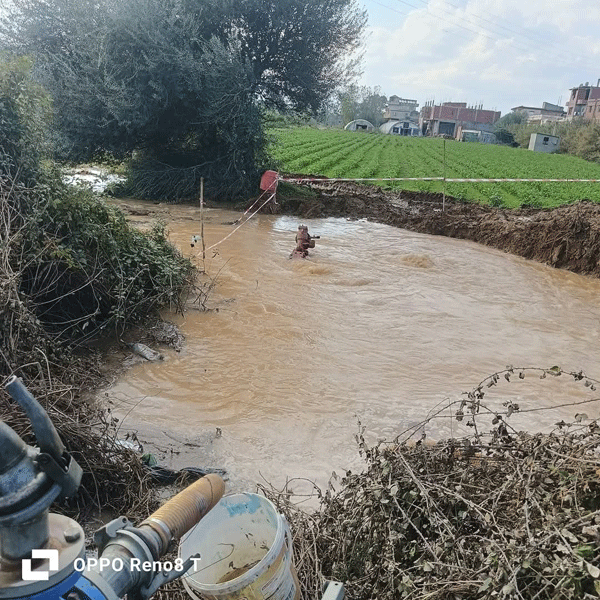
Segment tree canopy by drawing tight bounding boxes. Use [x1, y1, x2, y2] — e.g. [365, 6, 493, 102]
[0, 55, 52, 185]
[1, 0, 366, 199]
[337, 85, 387, 127]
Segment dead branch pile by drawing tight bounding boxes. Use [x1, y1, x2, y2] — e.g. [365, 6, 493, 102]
[0, 177, 171, 517]
[0, 376, 156, 518]
[264, 369, 600, 600]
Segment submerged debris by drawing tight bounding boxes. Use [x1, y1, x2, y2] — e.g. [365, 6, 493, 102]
[130, 342, 164, 361]
[148, 320, 185, 352]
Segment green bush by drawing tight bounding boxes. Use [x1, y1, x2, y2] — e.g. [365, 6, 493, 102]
[17, 174, 194, 338]
[0, 54, 192, 342]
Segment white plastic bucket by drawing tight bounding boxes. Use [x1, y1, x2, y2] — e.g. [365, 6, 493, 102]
[179, 493, 300, 600]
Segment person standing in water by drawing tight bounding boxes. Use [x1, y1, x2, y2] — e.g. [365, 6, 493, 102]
[290, 225, 317, 259]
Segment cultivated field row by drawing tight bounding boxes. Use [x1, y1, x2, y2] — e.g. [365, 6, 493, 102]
[269, 128, 600, 207]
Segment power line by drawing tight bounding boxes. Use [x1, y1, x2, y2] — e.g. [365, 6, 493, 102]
[368, 0, 503, 51]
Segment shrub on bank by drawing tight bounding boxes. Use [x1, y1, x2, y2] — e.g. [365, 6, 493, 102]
[18, 170, 194, 339]
[0, 53, 194, 513]
[265, 367, 600, 600]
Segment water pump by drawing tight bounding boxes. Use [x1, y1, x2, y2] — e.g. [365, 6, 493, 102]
[0, 375, 224, 600]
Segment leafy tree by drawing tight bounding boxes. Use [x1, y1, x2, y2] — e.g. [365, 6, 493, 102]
[556, 118, 593, 157]
[571, 122, 600, 162]
[337, 85, 386, 127]
[0, 55, 52, 185]
[214, 0, 366, 113]
[493, 111, 600, 163]
[1, 0, 367, 199]
[359, 86, 387, 127]
[494, 111, 527, 146]
[338, 85, 361, 126]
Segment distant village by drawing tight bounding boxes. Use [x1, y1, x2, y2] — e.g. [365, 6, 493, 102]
[343, 79, 600, 152]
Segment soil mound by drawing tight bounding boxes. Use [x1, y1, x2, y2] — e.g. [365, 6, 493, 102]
[278, 180, 600, 277]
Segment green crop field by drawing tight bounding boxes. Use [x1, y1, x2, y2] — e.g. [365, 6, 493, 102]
[268, 127, 600, 208]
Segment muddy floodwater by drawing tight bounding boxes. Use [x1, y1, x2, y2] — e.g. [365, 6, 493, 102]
[106, 200, 600, 494]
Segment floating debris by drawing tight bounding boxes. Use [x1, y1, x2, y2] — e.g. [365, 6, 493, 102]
[148, 320, 185, 352]
[130, 342, 164, 361]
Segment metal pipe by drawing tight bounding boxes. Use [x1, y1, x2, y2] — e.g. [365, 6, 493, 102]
[94, 535, 153, 598]
[93, 474, 224, 598]
[5, 375, 65, 463]
[0, 420, 54, 562]
[0, 511, 49, 562]
[0, 420, 28, 475]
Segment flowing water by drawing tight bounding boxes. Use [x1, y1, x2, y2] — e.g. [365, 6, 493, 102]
[106, 201, 600, 494]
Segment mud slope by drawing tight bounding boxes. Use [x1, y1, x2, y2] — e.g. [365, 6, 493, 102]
[278, 180, 600, 277]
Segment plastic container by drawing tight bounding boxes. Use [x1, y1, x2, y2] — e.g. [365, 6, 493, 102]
[260, 170, 279, 193]
[180, 493, 300, 600]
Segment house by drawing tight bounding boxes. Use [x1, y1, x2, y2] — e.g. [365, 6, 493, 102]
[419, 102, 500, 139]
[585, 97, 600, 122]
[383, 96, 419, 122]
[528, 133, 560, 153]
[511, 102, 565, 124]
[344, 119, 375, 132]
[566, 81, 600, 120]
[379, 96, 420, 136]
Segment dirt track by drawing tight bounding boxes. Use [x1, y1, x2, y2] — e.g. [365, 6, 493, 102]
[277, 180, 600, 278]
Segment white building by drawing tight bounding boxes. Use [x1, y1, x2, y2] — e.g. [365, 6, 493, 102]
[512, 102, 565, 124]
[528, 133, 560, 153]
[383, 96, 419, 122]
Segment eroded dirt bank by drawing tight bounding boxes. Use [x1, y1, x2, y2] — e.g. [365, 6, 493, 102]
[277, 180, 600, 277]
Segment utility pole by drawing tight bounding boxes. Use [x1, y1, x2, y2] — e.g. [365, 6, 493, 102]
[442, 138, 447, 213]
[200, 178, 206, 269]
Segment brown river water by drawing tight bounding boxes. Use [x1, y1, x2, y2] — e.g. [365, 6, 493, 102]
[105, 201, 600, 495]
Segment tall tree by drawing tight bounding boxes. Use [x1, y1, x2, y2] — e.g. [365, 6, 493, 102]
[0, 55, 52, 185]
[1, 0, 366, 198]
[358, 86, 387, 127]
[214, 0, 366, 112]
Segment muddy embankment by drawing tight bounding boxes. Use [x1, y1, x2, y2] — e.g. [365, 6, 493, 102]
[278, 180, 600, 277]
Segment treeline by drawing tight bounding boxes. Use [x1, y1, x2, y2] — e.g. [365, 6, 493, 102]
[1, 0, 366, 200]
[495, 112, 600, 163]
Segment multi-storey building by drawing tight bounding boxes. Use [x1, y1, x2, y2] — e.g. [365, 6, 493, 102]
[566, 81, 600, 120]
[379, 96, 420, 136]
[511, 102, 565, 124]
[382, 96, 419, 121]
[419, 102, 500, 138]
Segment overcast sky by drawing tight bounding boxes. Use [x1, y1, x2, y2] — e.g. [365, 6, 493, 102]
[2, 0, 598, 117]
[358, 0, 600, 115]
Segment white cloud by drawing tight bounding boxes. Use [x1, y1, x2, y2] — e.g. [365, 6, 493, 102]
[359, 0, 600, 114]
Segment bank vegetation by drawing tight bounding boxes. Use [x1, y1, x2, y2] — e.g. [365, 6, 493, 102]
[265, 367, 600, 600]
[0, 55, 194, 515]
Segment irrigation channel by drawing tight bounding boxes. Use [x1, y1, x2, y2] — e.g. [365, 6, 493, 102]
[104, 199, 600, 496]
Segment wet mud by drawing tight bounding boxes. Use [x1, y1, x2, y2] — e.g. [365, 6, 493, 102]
[277, 180, 600, 278]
